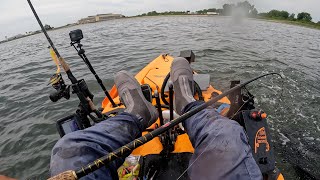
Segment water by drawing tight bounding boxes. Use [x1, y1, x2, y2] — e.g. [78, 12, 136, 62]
[0, 16, 320, 179]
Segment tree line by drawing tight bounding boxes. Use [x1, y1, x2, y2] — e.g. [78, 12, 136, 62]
[138, 11, 188, 16]
[203, 1, 317, 23]
[259, 10, 314, 22]
[137, 1, 320, 25]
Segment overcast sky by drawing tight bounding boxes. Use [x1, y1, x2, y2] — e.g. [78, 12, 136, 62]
[0, 0, 319, 40]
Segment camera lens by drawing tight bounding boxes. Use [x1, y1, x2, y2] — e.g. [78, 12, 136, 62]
[69, 29, 83, 42]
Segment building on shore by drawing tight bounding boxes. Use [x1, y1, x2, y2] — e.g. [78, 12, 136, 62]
[78, 14, 125, 24]
[207, 12, 219, 15]
[78, 16, 96, 24]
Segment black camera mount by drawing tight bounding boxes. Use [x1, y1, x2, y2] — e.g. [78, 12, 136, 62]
[69, 29, 117, 108]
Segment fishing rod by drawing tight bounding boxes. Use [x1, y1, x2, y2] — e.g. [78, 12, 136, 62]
[48, 72, 282, 180]
[27, 0, 73, 82]
[69, 29, 117, 107]
[27, 0, 104, 122]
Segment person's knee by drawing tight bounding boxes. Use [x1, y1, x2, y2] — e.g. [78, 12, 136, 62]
[51, 131, 91, 159]
[50, 132, 93, 176]
[216, 119, 250, 150]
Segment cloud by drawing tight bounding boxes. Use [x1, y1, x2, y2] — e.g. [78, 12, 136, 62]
[0, 0, 319, 40]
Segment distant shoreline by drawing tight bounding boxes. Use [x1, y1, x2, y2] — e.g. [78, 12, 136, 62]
[0, 15, 212, 44]
[0, 24, 78, 44]
[1, 15, 319, 45]
[131, 14, 214, 18]
[133, 14, 320, 30]
[255, 17, 320, 30]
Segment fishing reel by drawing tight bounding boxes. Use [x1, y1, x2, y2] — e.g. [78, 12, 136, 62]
[49, 73, 70, 102]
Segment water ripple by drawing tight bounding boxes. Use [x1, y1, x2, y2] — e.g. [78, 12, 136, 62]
[0, 16, 319, 179]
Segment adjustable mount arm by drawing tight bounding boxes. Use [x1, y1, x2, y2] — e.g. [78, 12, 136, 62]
[71, 43, 117, 107]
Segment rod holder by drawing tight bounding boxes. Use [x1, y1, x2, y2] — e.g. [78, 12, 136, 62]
[168, 81, 174, 121]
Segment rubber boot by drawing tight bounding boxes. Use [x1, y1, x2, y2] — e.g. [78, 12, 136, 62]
[115, 71, 158, 129]
[170, 57, 196, 115]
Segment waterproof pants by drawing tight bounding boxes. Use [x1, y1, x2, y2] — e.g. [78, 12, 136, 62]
[50, 101, 262, 180]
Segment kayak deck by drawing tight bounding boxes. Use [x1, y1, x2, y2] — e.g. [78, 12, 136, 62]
[102, 54, 230, 156]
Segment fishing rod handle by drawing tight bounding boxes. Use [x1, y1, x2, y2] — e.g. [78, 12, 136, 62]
[47, 170, 77, 180]
[75, 130, 158, 178]
[59, 57, 71, 72]
[86, 97, 96, 111]
[86, 97, 104, 118]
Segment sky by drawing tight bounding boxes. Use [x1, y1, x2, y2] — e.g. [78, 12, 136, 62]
[0, 0, 320, 40]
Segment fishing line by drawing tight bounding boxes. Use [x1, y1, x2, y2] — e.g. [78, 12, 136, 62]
[230, 97, 250, 120]
[177, 95, 251, 180]
[276, 72, 285, 108]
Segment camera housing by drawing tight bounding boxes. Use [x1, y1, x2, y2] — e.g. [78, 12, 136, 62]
[56, 114, 83, 137]
[69, 29, 83, 43]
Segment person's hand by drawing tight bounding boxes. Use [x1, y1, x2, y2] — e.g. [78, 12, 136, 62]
[0, 175, 16, 180]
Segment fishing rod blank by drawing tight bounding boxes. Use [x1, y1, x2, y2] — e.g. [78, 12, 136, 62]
[27, 0, 77, 83]
[27, 0, 59, 58]
[27, 0, 103, 119]
[48, 72, 282, 180]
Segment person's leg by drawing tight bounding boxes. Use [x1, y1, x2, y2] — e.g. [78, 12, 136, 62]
[182, 102, 262, 180]
[170, 58, 262, 180]
[50, 113, 143, 180]
[50, 71, 158, 179]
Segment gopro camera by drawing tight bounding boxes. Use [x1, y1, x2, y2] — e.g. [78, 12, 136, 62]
[69, 29, 83, 43]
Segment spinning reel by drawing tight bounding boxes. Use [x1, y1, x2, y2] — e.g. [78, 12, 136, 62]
[49, 73, 70, 102]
